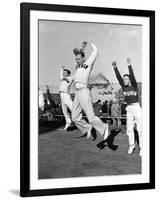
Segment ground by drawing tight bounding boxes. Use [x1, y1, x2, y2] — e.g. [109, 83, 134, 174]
[38, 125, 141, 179]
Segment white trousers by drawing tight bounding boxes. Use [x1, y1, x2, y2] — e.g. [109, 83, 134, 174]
[126, 103, 142, 148]
[72, 87, 107, 135]
[60, 92, 73, 125]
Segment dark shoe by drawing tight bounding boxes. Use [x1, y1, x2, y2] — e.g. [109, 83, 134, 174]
[66, 124, 77, 131]
[87, 127, 97, 141]
[96, 140, 106, 148]
[91, 128, 97, 141]
[105, 129, 120, 151]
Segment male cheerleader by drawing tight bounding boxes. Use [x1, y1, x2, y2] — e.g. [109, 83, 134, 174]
[59, 66, 74, 130]
[112, 58, 142, 156]
[72, 42, 109, 140]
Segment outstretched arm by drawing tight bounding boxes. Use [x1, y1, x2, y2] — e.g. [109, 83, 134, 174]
[60, 66, 65, 80]
[127, 58, 137, 88]
[112, 61, 124, 88]
[86, 42, 98, 67]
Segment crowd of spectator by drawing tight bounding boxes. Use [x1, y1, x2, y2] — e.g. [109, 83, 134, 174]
[93, 99, 126, 117]
[39, 87, 127, 126]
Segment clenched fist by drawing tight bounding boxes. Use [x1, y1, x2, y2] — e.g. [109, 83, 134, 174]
[127, 58, 131, 65]
[112, 61, 117, 68]
[81, 41, 87, 50]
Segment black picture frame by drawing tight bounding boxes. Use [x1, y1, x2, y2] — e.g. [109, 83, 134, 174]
[20, 2, 155, 197]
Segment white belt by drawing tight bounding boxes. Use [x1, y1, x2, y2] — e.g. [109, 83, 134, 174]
[75, 82, 87, 89]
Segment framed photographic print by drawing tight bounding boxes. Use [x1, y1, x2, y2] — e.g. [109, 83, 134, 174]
[20, 2, 155, 197]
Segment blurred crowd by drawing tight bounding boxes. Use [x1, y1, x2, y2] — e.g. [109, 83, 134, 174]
[39, 87, 127, 124]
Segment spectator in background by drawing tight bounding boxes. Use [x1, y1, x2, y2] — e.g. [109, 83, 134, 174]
[94, 99, 102, 117]
[42, 85, 57, 112]
[44, 99, 49, 112]
[111, 99, 120, 126]
[108, 100, 112, 116]
[56, 103, 63, 115]
[121, 101, 127, 116]
[46, 85, 57, 108]
[102, 100, 108, 114]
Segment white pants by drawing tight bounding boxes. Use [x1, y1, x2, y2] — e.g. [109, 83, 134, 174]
[60, 92, 73, 126]
[72, 87, 107, 135]
[126, 103, 142, 148]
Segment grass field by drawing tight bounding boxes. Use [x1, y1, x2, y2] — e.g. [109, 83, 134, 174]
[38, 126, 141, 179]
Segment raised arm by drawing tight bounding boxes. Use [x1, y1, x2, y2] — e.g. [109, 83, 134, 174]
[112, 61, 124, 88]
[60, 66, 65, 80]
[127, 58, 137, 88]
[86, 42, 98, 67]
[128, 65, 137, 87]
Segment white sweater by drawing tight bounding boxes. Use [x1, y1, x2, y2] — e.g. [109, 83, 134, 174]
[74, 43, 98, 89]
[74, 63, 92, 88]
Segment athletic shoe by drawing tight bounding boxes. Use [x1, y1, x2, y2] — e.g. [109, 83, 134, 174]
[87, 127, 97, 140]
[96, 129, 119, 151]
[91, 128, 97, 141]
[128, 144, 135, 154]
[66, 124, 77, 132]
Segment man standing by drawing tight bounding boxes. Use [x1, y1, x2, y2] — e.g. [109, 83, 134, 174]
[112, 58, 142, 156]
[59, 66, 74, 130]
[46, 85, 57, 108]
[72, 42, 109, 140]
[111, 99, 121, 126]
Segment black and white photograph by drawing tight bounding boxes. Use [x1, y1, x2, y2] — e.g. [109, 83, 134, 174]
[20, 3, 155, 197]
[38, 20, 142, 179]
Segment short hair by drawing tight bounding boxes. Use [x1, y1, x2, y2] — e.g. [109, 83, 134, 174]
[64, 69, 71, 75]
[123, 74, 130, 79]
[73, 48, 85, 57]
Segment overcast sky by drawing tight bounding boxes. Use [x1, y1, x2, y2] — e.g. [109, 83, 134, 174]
[39, 20, 142, 92]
